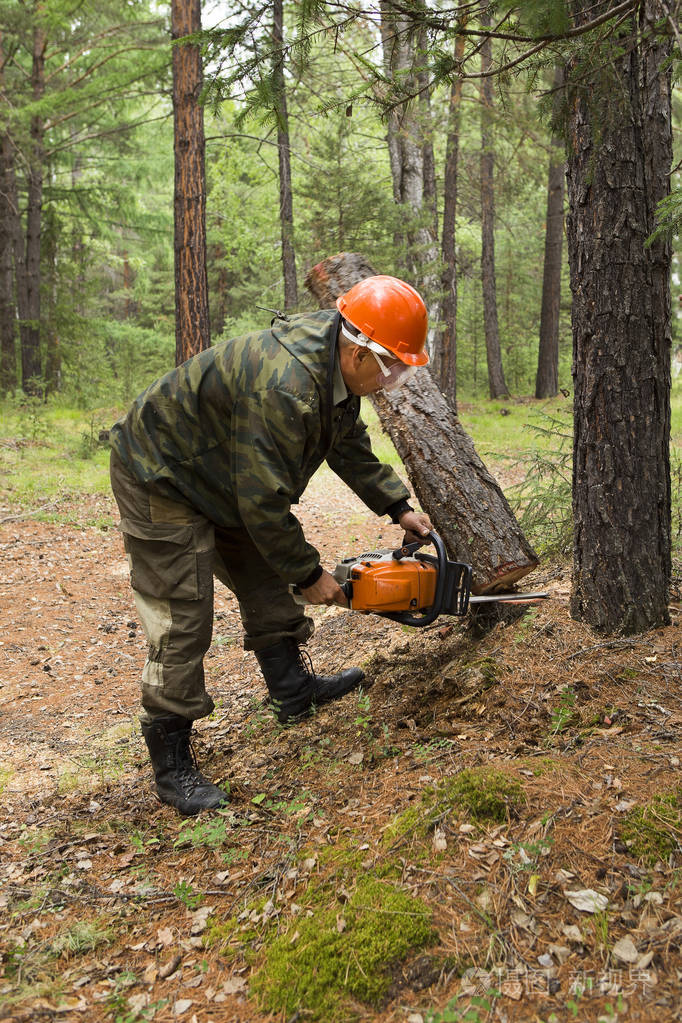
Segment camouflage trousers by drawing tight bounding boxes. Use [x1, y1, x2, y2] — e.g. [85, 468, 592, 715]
[109, 452, 314, 723]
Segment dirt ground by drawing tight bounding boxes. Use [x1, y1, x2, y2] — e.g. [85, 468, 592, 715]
[1, 472, 682, 1023]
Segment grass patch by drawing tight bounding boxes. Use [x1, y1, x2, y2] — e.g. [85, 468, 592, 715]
[51, 919, 112, 958]
[620, 788, 682, 865]
[251, 876, 435, 1021]
[0, 398, 117, 513]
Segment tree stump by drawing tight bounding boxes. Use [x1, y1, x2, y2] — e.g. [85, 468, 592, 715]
[304, 253, 539, 593]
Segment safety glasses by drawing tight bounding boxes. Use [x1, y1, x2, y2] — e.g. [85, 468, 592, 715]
[368, 347, 417, 391]
[340, 321, 417, 391]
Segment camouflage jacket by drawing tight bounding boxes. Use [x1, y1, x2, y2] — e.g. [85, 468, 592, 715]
[109, 309, 410, 584]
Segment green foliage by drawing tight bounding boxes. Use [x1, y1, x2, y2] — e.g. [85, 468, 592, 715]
[507, 408, 573, 556]
[621, 789, 682, 865]
[173, 880, 204, 910]
[425, 988, 502, 1023]
[550, 686, 578, 734]
[251, 876, 435, 1019]
[173, 816, 229, 850]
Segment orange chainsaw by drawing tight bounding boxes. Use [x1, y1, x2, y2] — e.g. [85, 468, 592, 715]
[327, 531, 547, 628]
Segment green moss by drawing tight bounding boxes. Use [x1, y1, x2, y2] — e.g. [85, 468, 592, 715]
[621, 789, 682, 865]
[252, 877, 435, 1021]
[382, 805, 424, 846]
[383, 768, 523, 849]
[440, 768, 522, 823]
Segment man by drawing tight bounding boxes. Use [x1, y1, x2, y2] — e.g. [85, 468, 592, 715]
[109, 275, 433, 816]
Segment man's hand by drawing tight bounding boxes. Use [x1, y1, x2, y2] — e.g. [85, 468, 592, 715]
[398, 509, 433, 545]
[300, 569, 348, 607]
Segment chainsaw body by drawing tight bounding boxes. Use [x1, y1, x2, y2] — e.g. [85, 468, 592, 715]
[333, 532, 472, 627]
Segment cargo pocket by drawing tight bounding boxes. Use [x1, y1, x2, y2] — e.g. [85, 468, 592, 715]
[120, 517, 215, 600]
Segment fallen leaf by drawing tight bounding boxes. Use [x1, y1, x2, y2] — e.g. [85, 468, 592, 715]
[564, 889, 608, 913]
[127, 994, 149, 1014]
[347, 751, 364, 765]
[433, 827, 447, 853]
[159, 954, 182, 980]
[547, 943, 571, 964]
[564, 924, 584, 945]
[222, 977, 247, 994]
[612, 936, 639, 964]
[173, 999, 193, 1016]
[55, 997, 88, 1013]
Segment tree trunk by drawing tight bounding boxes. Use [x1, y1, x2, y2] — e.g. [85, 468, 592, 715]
[273, 0, 298, 310]
[0, 50, 17, 395]
[439, 24, 467, 411]
[305, 253, 539, 593]
[172, 0, 210, 366]
[535, 66, 565, 399]
[20, 21, 46, 394]
[43, 204, 60, 394]
[566, 1, 672, 634]
[379, 1, 440, 355]
[479, 7, 508, 399]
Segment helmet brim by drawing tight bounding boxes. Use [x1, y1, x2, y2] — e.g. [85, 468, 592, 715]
[398, 349, 430, 367]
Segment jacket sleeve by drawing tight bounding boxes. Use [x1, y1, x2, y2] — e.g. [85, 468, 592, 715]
[325, 411, 410, 515]
[230, 388, 321, 583]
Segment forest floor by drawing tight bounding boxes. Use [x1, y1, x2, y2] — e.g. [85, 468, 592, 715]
[1, 470, 682, 1023]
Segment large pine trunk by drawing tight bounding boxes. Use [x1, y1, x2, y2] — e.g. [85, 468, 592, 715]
[0, 129, 17, 394]
[305, 253, 539, 593]
[535, 67, 565, 400]
[378, 1, 440, 351]
[439, 26, 466, 411]
[273, 0, 298, 310]
[566, 1, 672, 633]
[479, 7, 508, 400]
[172, 0, 210, 366]
[20, 23, 46, 394]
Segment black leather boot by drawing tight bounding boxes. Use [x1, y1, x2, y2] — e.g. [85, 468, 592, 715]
[141, 714, 228, 816]
[255, 639, 366, 723]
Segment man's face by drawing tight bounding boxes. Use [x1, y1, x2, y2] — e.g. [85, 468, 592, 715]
[340, 344, 403, 396]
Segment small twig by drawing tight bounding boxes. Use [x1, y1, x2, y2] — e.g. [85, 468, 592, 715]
[0, 501, 59, 524]
[564, 639, 638, 662]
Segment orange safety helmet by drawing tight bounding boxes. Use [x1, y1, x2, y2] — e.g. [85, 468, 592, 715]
[336, 275, 429, 366]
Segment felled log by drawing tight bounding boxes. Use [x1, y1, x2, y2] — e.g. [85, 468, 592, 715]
[304, 253, 539, 593]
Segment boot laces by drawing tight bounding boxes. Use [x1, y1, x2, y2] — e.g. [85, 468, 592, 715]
[173, 734, 207, 795]
[296, 645, 316, 682]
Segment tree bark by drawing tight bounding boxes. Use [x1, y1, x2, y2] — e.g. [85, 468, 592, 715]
[172, 0, 210, 366]
[43, 204, 60, 394]
[273, 0, 298, 310]
[20, 21, 46, 394]
[305, 253, 539, 593]
[566, 0, 672, 634]
[439, 24, 467, 411]
[479, 7, 508, 399]
[379, 1, 440, 356]
[535, 66, 565, 400]
[0, 33, 17, 394]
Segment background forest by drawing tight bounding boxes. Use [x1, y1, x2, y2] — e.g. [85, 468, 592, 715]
[5, 0, 677, 410]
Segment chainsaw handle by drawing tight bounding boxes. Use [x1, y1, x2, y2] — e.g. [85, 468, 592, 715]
[383, 530, 447, 628]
